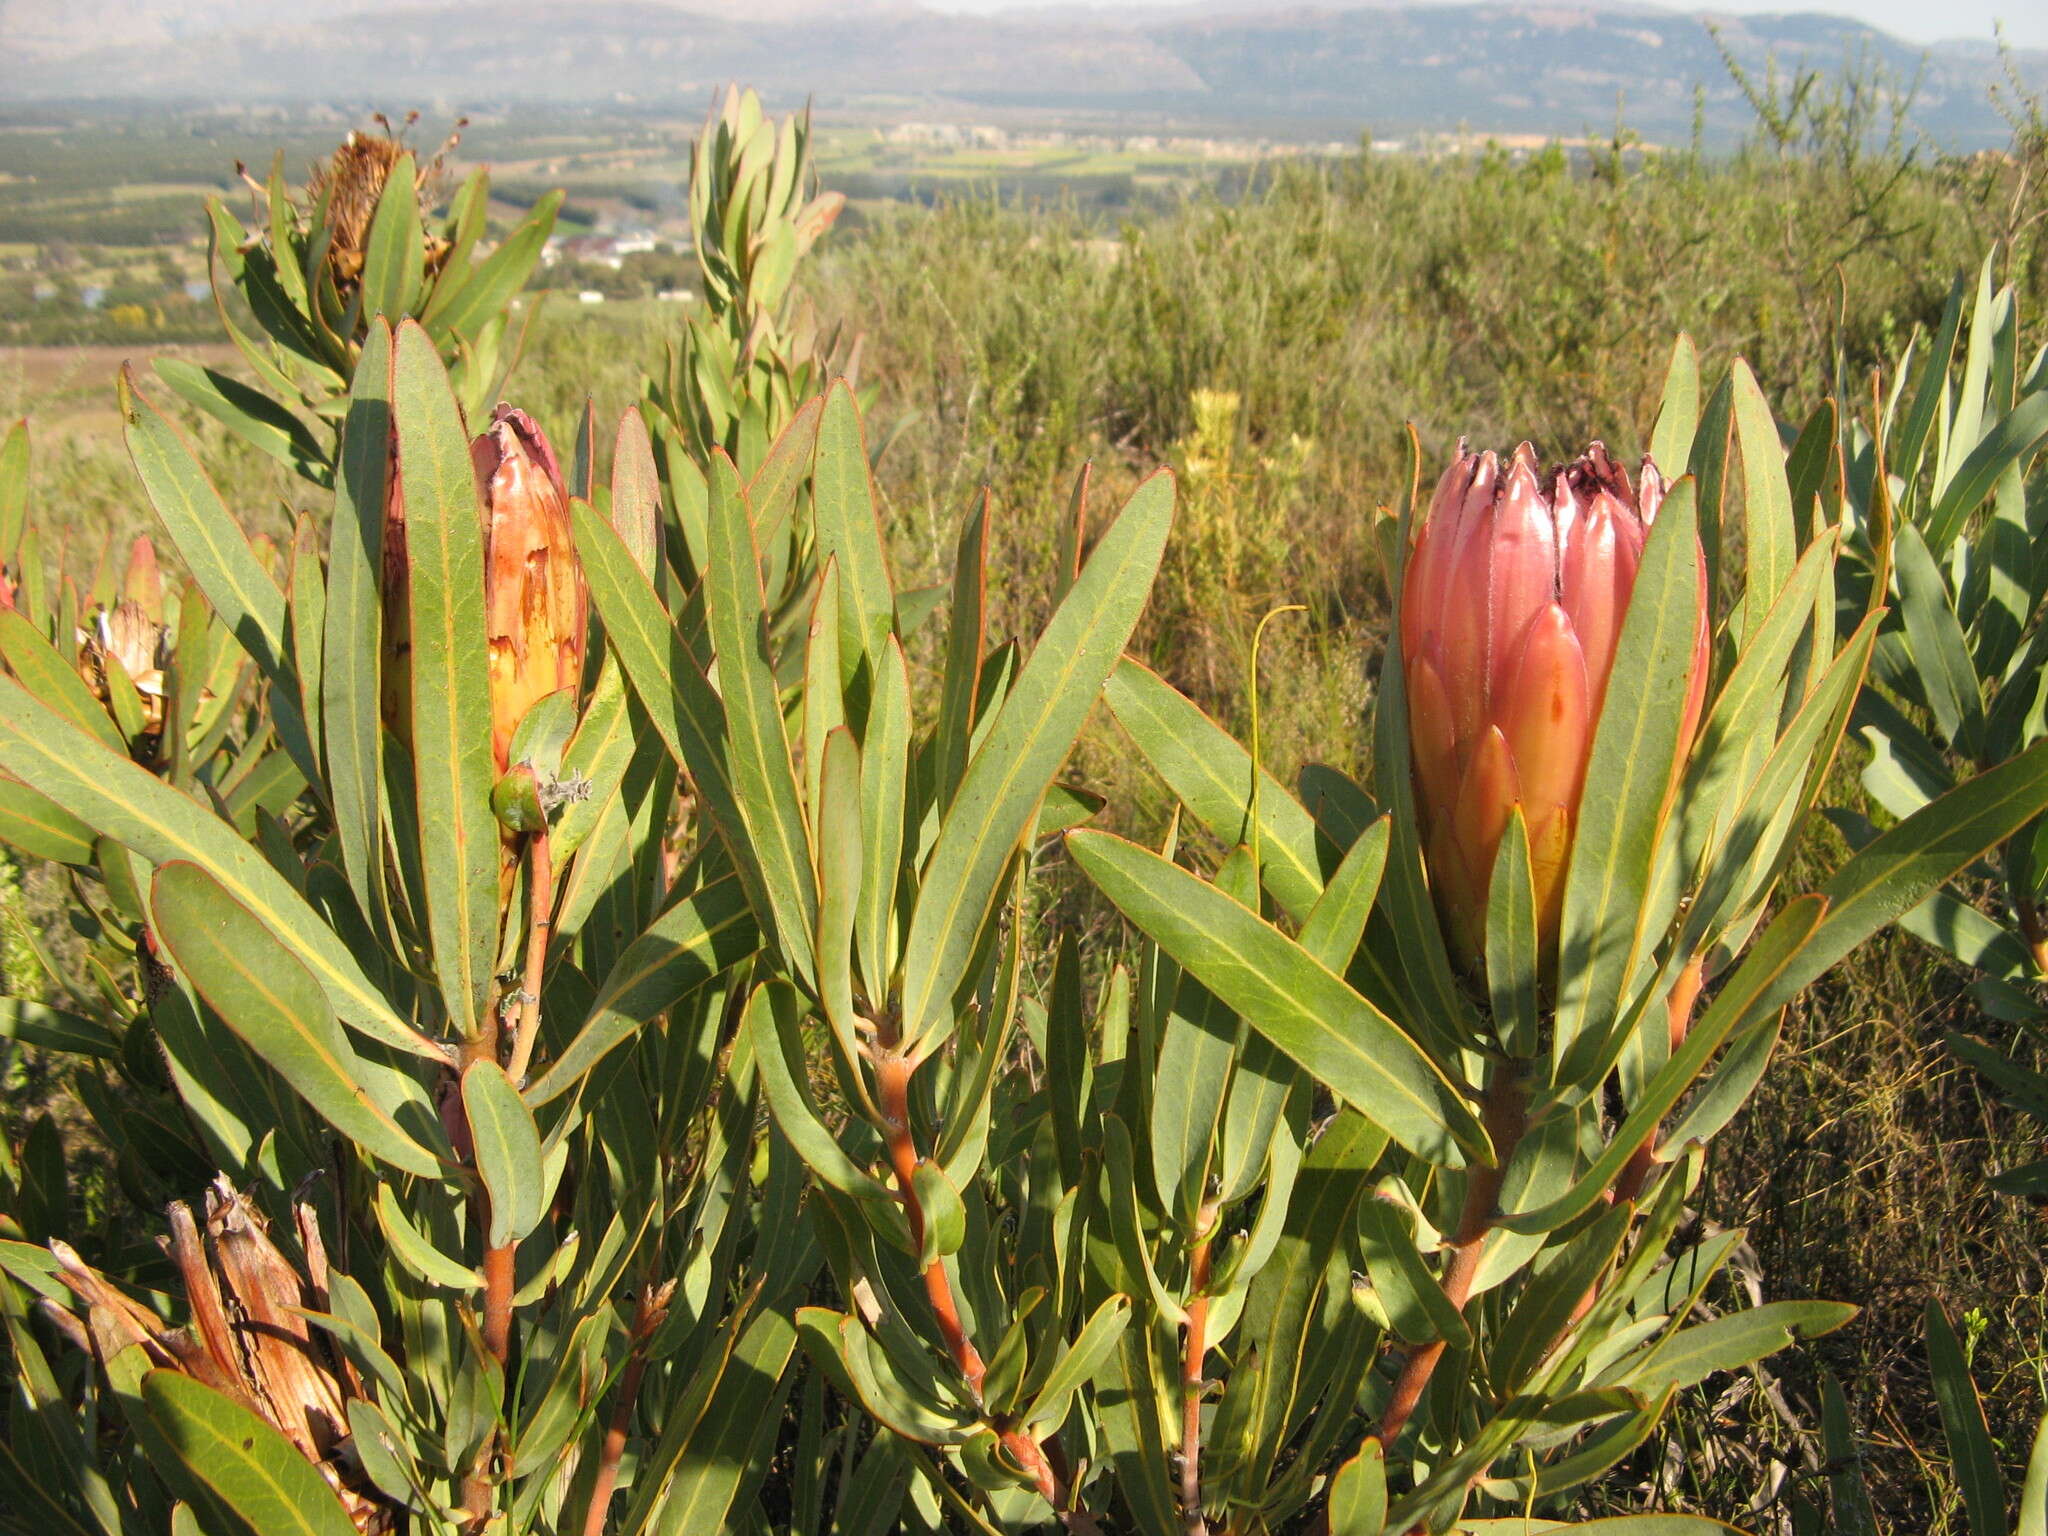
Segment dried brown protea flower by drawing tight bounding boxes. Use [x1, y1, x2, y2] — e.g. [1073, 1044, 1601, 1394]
[45, 1178, 396, 1535]
[306, 113, 460, 308]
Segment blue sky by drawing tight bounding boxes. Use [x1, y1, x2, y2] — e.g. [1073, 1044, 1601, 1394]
[921, 0, 2048, 50]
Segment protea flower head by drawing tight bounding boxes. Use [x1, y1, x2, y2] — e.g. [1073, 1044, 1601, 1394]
[474, 405, 587, 776]
[78, 535, 171, 743]
[45, 1179, 395, 1533]
[304, 114, 454, 312]
[1402, 441, 1709, 966]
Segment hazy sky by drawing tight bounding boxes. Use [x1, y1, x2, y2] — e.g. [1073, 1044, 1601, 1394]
[921, 0, 2047, 50]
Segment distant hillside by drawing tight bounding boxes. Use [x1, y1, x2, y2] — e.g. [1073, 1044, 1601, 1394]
[0, 0, 2039, 146]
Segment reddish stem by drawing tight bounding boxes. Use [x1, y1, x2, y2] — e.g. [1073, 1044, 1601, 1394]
[1376, 1076, 1525, 1446]
[580, 1285, 670, 1536]
[873, 1048, 1078, 1520]
[1180, 1208, 1219, 1536]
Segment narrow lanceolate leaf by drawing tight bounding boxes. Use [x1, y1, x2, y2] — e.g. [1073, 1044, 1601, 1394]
[934, 490, 988, 816]
[1924, 390, 2048, 557]
[528, 871, 758, 1103]
[1928, 1299, 2009, 1536]
[1649, 334, 1700, 477]
[1485, 811, 1541, 1061]
[812, 382, 894, 686]
[0, 609, 122, 752]
[629, 1309, 798, 1536]
[324, 321, 391, 915]
[1892, 519, 1984, 753]
[899, 473, 1173, 1040]
[358, 153, 425, 325]
[0, 418, 27, 556]
[0, 674, 438, 1060]
[428, 189, 564, 343]
[1068, 830, 1486, 1164]
[0, 779, 95, 865]
[1104, 657, 1324, 920]
[1731, 359, 1795, 651]
[118, 366, 287, 677]
[610, 407, 661, 575]
[816, 726, 866, 1076]
[572, 500, 774, 938]
[858, 636, 911, 999]
[141, 1373, 361, 1536]
[392, 320, 499, 1039]
[462, 1061, 544, 1247]
[1553, 478, 1701, 1067]
[705, 450, 817, 981]
[1757, 736, 2048, 1023]
[152, 358, 330, 484]
[151, 863, 442, 1178]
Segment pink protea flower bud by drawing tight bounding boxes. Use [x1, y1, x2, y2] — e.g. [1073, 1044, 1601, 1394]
[1402, 441, 1709, 966]
[472, 405, 587, 776]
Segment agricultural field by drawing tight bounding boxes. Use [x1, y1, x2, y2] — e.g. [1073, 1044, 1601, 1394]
[3, 73, 2048, 1536]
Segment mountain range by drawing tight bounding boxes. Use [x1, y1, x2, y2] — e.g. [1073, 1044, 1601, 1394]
[1, 0, 2041, 146]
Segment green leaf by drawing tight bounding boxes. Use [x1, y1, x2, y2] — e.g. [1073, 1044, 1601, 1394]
[140, 1372, 360, 1536]
[150, 862, 442, 1178]
[1296, 815, 1389, 976]
[749, 981, 908, 1249]
[2018, 1411, 2048, 1536]
[1757, 736, 2048, 1022]
[1929, 1299, 2010, 1536]
[462, 1060, 545, 1247]
[371, 1183, 479, 1289]
[705, 450, 816, 981]
[528, 870, 757, 1102]
[1553, 477, 1701, 1066]
[572, 500, 777, 949]
[1925, 390, 2048, 557]
[1894, 518, 1985, 754]
[1069, 830, 1486, 1164]
[935, 489, 988, 814]
[119, 366, 288, 678]
[0, 998, 120, 1059]
[812, 382, 894, 686]
[0, 674, 437, 1059]
[0, 418, 27, 556]
[0, 777, 96, 865]
[153, 358, 330, 485]
[1620, 1300, 1856, 1395]
[392, 320, 499, 1039]
[0, 608, 120, 757]
[858, 636, 911, 999]
[427, 190, 562, 343]
[910, 1159, 965, 1266]
[1485, 810, 1541, 1060]
[358, 153, 425, 325]
[1731, 359, 1795, 651]
[1329, 1440, 1388, 1536]
[1649, 334, 1700, 476]
[322, 322, 392, 919]
[1105, 657, 1324, 920]
[901, 472, 1173, 1041]
[1024, 1293, 1131, 1432]
[609, 407, 660, 576]
[627, 1307, 797, 1536]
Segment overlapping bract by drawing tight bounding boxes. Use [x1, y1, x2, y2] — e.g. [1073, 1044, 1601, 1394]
[1403, 441, 1708, 962]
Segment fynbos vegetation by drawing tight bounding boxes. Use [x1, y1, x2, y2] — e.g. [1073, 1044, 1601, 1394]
[1, 58, 2047, 1536]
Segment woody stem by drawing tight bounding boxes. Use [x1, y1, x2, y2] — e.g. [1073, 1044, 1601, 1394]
[1180, 1207, 1219, 1536]
[1376, 1073, 1525, 1446]
[873, 1048, 1072, 1518]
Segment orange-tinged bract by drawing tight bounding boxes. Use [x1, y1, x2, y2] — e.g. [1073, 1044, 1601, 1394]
[474, 405, 587, 775]
[1402, 441, 1709, 966]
